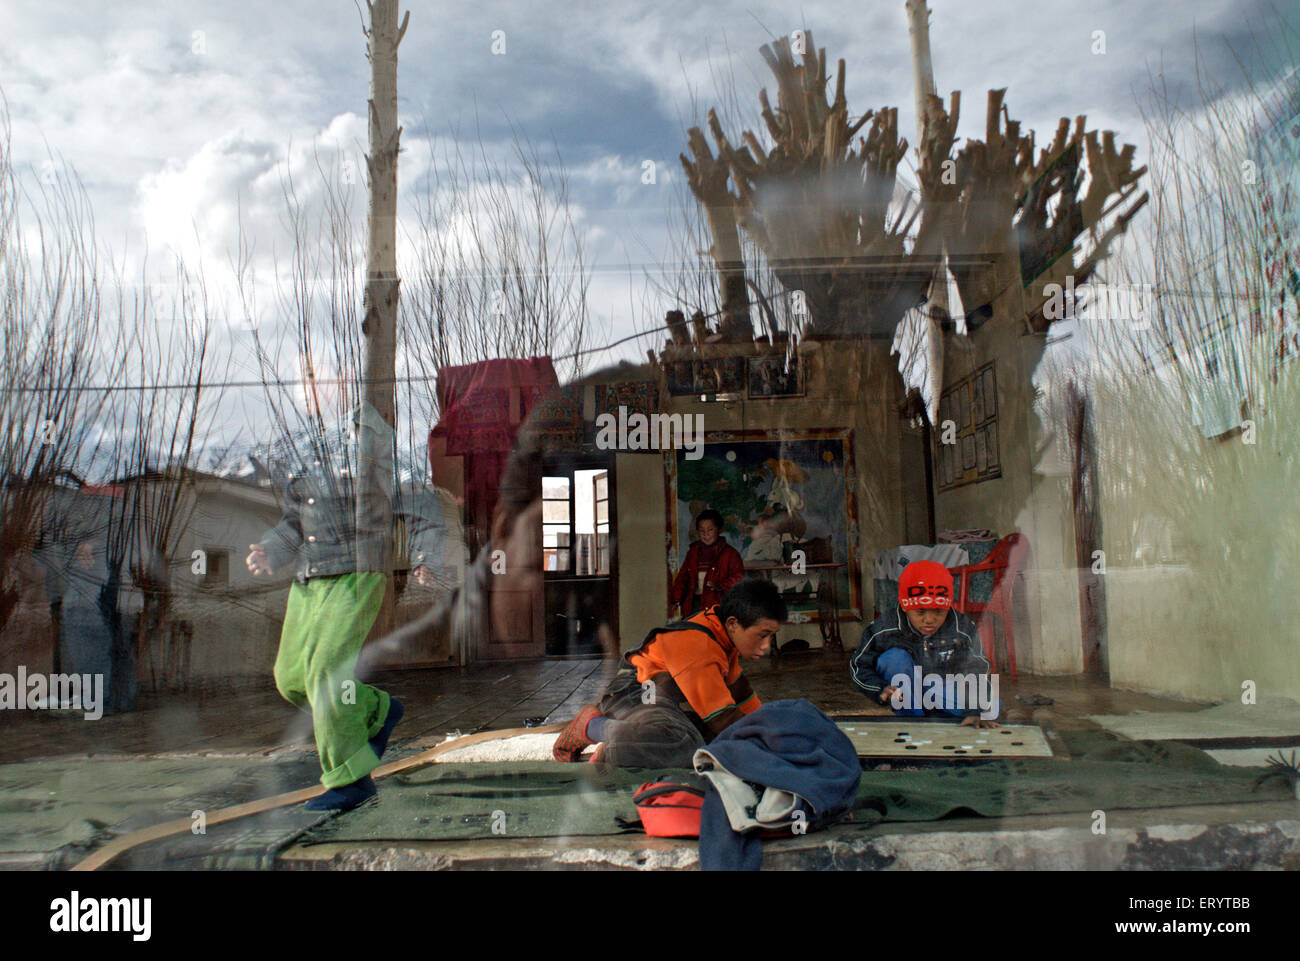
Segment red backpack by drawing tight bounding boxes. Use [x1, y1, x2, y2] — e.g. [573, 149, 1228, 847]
[627, 780, 854, 840]
[631, 781, 706, 838]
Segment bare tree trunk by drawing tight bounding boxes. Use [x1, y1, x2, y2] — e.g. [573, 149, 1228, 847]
[363, 0, 404, 433]
[360, 0, 408, 633]
[906, 0, 937, 141]
[682, 124, 752, 342]
[905, 0, 946, 423]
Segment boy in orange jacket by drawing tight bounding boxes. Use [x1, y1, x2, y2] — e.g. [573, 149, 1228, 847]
[554, 578, 786, 767]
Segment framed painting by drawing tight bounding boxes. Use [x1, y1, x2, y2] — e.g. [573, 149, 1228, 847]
[746, 353, 803, 399]
[666, 357, 745, 396]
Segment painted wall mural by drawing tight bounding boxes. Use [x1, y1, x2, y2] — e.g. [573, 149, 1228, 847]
[664, 428, 861, 623]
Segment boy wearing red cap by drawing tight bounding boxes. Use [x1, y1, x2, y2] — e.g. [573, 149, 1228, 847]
[850, 560, 999, 727]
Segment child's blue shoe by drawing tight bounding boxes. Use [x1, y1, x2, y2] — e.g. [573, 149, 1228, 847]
[370, 697, 405, 760]
[304, 775, 377, 812]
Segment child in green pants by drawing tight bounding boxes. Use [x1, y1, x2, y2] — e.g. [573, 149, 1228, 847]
[247, 402, 450, 811]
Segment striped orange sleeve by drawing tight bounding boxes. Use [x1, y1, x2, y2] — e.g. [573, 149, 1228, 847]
[659, 632, 735, 721]
[726, 667, 760, 714]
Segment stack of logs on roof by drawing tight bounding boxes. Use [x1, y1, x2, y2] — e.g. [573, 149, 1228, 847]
[668, 30, 1148, 356]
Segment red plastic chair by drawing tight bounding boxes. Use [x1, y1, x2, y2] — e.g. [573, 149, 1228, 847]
[948, 533, 1029, 678]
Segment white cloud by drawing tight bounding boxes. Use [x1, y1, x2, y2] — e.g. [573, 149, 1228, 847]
[0, 0, 1282, 451]
[136, 132, 275, 264]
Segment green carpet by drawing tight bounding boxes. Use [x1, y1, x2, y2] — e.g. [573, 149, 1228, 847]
[299, 762, 663, 845]
[299, 732, 1294, 848]
[6, 732, 1292, 868]
[851, 731, 1289, 822]
[0, 755, 326, 868]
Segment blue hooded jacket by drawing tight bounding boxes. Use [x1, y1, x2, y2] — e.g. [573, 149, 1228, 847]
[849, 605, 988, 716]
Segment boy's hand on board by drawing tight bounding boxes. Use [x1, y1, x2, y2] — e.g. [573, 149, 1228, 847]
[878, 685, 899, 705]
[959, 714, 1001, 729]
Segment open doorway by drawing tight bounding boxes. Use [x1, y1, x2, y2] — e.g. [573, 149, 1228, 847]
[542, 457, 617, 656]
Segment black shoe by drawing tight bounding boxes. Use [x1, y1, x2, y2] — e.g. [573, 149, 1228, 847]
[369, 697, 405, 760]
[304, 775, 377, 812]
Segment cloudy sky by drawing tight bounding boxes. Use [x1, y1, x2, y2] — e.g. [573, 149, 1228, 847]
[1, 0, 1289, 454]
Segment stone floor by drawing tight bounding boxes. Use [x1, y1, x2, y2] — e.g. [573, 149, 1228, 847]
[0, 649, 1213, 764]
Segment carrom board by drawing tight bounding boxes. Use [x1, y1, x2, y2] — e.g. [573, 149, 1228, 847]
[836, 720, 1053, 758]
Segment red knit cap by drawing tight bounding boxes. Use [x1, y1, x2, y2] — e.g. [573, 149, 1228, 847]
[898, 560, 954, 610]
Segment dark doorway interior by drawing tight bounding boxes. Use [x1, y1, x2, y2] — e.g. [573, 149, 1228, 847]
[542, 455, 617, 656]
[1068, 382, 1108, 676]
[898, 396, 937, 544]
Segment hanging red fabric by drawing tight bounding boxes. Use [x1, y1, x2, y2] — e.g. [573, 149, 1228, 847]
[428, 356, 560, 537]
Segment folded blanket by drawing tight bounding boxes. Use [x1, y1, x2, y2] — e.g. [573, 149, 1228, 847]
[693, 699, 861, 870]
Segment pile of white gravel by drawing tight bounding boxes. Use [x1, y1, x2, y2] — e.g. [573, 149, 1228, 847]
[434, 731, 597, 763]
